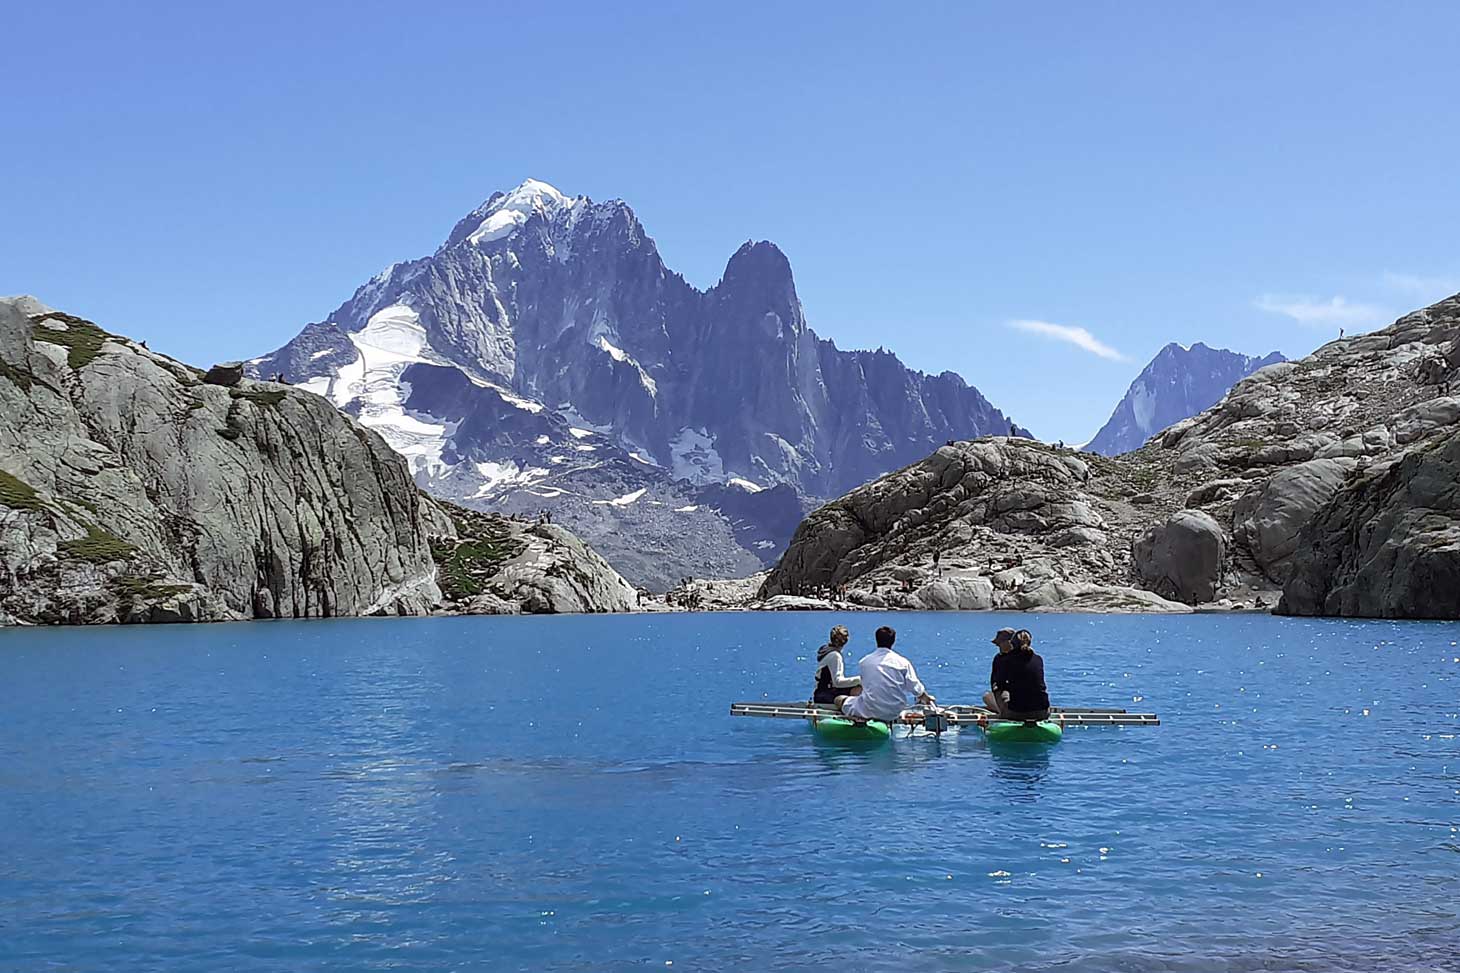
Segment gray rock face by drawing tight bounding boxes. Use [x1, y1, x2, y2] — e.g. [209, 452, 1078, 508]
[1132, 509, 1226, 604]
[1280, 427, 1460, 618]
[0, 299, 441, 624]
[1028, 585, 1193, 614]
[761, 438, 1158, 611]
[1231, 459, 1356, 583]
[0, 299, 638, 625]
[1086, 343, 1285, 456]
[910, 577, 994, 611]
[247, 180, 1027, 587]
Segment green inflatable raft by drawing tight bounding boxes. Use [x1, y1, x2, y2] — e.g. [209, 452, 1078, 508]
[811, 717, 892, 744]
[982, 719, 1063, 744]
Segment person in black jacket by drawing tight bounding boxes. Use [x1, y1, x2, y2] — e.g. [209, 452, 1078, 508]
[983, 628, 1051, 721]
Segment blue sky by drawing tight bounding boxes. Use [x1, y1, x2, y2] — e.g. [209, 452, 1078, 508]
[5, 1, 1459, 442]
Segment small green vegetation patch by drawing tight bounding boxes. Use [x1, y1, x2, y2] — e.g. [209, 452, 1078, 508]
[111, 575, 192, 600]
[29, 312, 114, 370]
[0, 469, 45, 511]
[230, 386, 287, 409]
[57, 525, 137, 563]
[429, 502, 526, 599]
[431, 535, 526, 598]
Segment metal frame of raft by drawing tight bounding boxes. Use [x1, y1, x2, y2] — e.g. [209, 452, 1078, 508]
[730, 702, 1160, 728]
[729, 701, 1160, 742]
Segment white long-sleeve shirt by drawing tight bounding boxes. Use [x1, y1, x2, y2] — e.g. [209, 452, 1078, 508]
[816, 649, 861, 689]
[841, 647, 926, 721]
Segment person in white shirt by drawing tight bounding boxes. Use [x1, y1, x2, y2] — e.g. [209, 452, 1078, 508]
[812, 624, 862, 706]
[840, 626, 934, 722]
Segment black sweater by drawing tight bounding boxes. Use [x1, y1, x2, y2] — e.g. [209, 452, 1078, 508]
[990, 650, 1050, 712]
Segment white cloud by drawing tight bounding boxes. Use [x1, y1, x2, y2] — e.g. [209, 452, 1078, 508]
[1253, 295, 1390, 329]
[1380, 271, 1460, 300]
[1007, 319, 1128, 362]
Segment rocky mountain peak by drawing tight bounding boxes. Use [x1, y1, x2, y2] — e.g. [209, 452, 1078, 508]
[248, 182, 1026, 587]
[709, 240, 802, 338]
[1086, 342, 1286, 456]
[442, 178, 589, 251]
[720, 240, 794, 285]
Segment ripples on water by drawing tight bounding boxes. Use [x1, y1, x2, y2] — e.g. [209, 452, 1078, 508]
[0, 612, 1456, 970]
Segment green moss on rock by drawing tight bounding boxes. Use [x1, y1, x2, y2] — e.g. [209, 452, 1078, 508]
[29, 312, 114, 370]
[57, 525, 137, 563]
[111, 575, 192, 600]
[429, 504, 526, 599]
[0, 469, 45, 511]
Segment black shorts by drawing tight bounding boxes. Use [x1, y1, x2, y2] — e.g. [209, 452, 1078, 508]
[813, 688, 848, 705]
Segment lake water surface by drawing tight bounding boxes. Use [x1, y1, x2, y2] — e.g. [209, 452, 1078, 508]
[1, 612, 1457, 971]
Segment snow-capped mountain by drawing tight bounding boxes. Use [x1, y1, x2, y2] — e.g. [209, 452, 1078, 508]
[1084, 342, 1286, 456]
[250, 179, 1025, 587]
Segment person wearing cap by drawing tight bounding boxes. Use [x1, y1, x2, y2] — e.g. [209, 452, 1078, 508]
[983, 628, 1051, 721]
[812, 624, 861, 706]
[840, 625, 935, 722]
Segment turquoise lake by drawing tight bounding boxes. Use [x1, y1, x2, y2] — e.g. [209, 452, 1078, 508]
[1, 612, 1457, 971]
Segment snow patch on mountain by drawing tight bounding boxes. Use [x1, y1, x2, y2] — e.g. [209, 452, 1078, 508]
[1130, 381, 1156, 432]
[463, 373, 544, 413]
[469, 461, 550, 499]
[593, 488, 647, 507]
[597, 335, 630, 362]
[303, 304, 458, 477]
[595, 335, 657, 397]
[467, 179, 577, 246]
[672, 427, 724, 483]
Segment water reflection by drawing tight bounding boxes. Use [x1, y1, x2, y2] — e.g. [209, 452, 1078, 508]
[986, 742, 1053, 795]
[319, 642, 450, 939]
[808, 726, 1007, 774]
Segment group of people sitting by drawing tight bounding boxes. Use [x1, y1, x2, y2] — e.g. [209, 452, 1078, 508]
[813, 624, 1050, 722]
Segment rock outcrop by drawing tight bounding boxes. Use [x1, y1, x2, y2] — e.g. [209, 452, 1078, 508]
[1279, 428, 1460, 618]
[1131, 509, 1225, 604]
[763, 294, 1460, 618]
[0, 298, 636, 625]
[760, 438, 1181, 612]
[1230, 458, 1356, 583]
[429, 503, 638, 614]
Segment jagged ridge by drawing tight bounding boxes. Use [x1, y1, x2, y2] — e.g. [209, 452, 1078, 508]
[248, 180, 1027, 588]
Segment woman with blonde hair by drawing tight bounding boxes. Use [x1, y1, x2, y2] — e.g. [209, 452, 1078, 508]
[812, 624, 861, 706]
[983, 627, 1050, 721]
